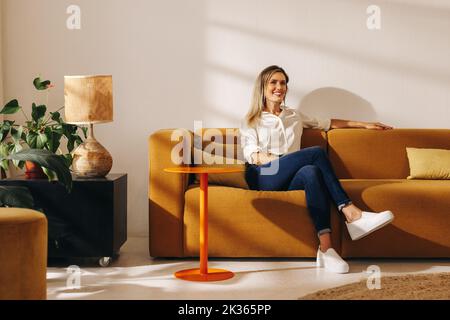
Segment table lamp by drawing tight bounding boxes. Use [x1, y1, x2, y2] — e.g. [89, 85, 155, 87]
[64, 75, 113, 178]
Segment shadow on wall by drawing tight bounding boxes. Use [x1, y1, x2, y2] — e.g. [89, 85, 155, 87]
[298, 87, 377, 122]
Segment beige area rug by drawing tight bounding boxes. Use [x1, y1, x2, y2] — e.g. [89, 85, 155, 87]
[299, 273, 450, 300]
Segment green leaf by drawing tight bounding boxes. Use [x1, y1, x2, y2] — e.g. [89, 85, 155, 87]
[0, 144, 10, 171]
[67, 134, 83, 152]
[81, 126, 88, 139]
[62, 154, 73, 167]
[41, 166, 56, 181]
[0, 120, 15, 142]
[36, 133, 48, 149]
[10, 143, 23, 168]
[0, 159, 9, 172]
[50, 111, 61, 123]
[62, 123, 77, 138]
[7, 149, 72, 192]
[67, 136, 75, 153]
[74, 135, 83, 146]
[0, 186, 34, 208]
[45, 128, 62, 153]
[32, 103, 47, 122]
[0, 127, 6, 143]
[53, 124, 64, 135]
[26, 131, 38, 149]
[11, 126, 23, 143]
[7, 143, 15, 153]
[0, 99, 21, 114]
[0, 143, 10, 158]
[2, 121, 14, 132]
[33, 77, 51, 90]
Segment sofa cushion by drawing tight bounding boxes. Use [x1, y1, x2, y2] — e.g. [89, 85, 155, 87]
[183, 185, 341, 257]
[192, 128, 247, 188]
[328, 129, 450, 179]
[406, 147, 450, 179]
[193, 151, 248, 189]
[338, 179, 450, 257]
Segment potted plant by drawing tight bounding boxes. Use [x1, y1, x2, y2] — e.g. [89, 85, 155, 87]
[0, 77, 87, 179]
[0, 148, 73, 208]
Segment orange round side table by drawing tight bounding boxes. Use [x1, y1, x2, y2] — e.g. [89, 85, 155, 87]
[164, 166, 244, 282]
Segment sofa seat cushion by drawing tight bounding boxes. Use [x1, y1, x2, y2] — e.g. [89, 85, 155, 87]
[184, 185, 341, 257]
[339, 179, 450, 257]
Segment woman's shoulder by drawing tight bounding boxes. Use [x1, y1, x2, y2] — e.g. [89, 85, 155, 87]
[283, 106, 300, 117]
[284, 107, 314, 119]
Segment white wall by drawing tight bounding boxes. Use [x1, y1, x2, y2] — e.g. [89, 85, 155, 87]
[2, 0, 449, 236]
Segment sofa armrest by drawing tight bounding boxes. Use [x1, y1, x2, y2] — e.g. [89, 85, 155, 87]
[149, 129, 192, 257]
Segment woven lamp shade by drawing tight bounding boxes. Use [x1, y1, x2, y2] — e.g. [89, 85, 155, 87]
[64, 75, 113, 124]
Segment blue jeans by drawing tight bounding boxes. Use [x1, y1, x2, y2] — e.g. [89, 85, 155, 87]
[245, 146, 352, 236]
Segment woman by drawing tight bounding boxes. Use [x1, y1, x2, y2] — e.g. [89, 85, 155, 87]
[240, 65, 394, 273]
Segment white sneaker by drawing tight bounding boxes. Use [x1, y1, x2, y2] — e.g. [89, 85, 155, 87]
[345, 210, 394, 241]
[316, 247, 349, 273]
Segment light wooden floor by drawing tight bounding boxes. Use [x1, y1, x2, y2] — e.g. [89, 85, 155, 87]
[46, 237, 450, 300]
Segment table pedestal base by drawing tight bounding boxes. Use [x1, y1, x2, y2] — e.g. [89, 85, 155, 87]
[175, 268, 234, 282]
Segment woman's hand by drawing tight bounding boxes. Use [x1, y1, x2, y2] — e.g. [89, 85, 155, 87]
[251, 152, 279, 165]
[330, 119, 394, 130]
[363, 122, 393, 130]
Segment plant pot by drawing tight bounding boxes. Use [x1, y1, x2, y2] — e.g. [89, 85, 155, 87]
[25, 161, 46, 179]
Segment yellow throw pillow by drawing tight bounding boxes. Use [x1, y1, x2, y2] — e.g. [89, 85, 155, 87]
[193, 151, 248, 189]
[406, 147, 450, 179]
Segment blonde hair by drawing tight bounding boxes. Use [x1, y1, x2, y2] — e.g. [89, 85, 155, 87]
[245, 65, 289, 127]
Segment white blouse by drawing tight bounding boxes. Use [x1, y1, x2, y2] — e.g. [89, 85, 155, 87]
[240, 106, 331, 164]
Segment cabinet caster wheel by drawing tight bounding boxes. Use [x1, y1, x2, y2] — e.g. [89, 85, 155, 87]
[99, 257, 112, 267]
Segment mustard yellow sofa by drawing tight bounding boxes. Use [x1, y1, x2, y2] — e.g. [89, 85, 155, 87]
[0, 208, 47, 300]
[149, 128, 450, 258]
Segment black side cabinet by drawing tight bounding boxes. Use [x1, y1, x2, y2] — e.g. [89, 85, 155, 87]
[0, 174, 127, 267]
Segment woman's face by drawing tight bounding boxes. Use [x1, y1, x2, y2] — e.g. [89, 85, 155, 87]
[264, 72, 287, 105]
